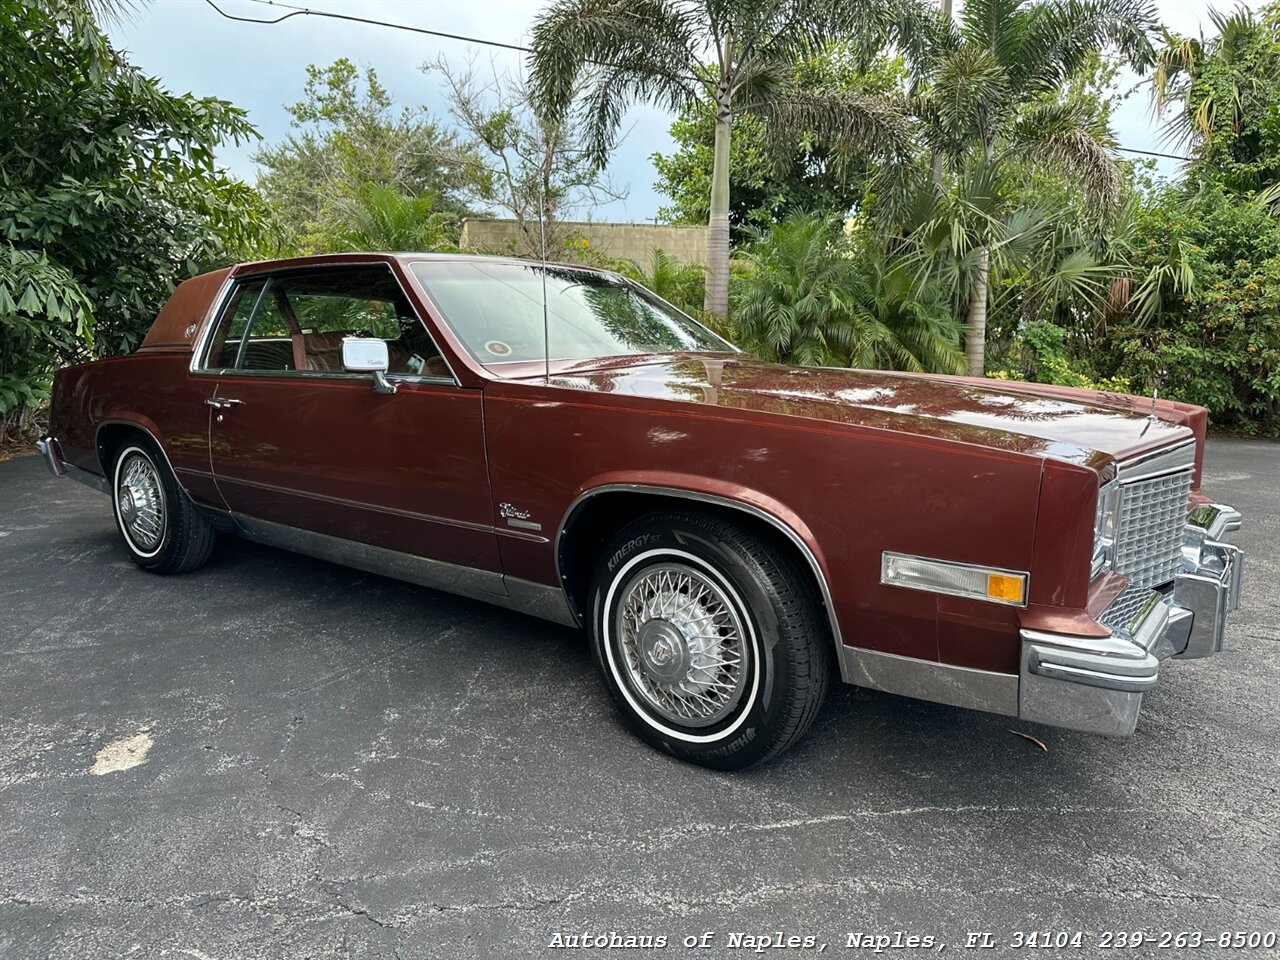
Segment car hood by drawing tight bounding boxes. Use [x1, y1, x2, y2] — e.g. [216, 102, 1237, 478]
[542, 354, 1194, 466]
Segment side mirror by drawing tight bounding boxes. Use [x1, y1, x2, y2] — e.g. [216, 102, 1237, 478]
[341, 337, 397, 395]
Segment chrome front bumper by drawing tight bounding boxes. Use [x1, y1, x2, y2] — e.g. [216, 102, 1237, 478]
[1019, 503, 1244, 736]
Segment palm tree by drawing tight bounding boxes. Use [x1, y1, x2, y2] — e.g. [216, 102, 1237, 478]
[1152, 5, 1280, 192]
[734, 213, 965, 372]
[899, 0, 1159, 376]
[527, 0, 911, 324]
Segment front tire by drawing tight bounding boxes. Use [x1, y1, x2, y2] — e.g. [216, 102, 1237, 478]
[111, 439, 215, 574]
[588, 510, 831, 769]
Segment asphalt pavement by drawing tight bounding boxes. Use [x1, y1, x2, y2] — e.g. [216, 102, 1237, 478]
[1, 440, 1277, 960]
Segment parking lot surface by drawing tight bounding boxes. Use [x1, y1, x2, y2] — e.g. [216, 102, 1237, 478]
[1, 440, 1277, 959]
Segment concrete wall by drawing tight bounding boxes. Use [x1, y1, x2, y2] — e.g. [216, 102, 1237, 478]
[460, 218, 708, 265]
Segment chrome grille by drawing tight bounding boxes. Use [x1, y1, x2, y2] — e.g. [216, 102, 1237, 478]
[1115, 468, 1194, 588]
[1101, 584, 1157, 635]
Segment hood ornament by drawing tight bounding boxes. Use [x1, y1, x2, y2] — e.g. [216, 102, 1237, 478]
[1147, 372, 1163, 423]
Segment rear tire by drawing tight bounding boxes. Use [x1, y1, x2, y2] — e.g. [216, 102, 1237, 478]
[111, 438, 215, 574]
[588, 510, 831, 769]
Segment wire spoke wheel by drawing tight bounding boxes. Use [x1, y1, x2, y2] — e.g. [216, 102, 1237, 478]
[613, 562, 749, 728]
[116, 452, 166, 553]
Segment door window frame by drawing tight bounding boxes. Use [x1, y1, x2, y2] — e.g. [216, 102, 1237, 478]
[190, 263, 459, 387]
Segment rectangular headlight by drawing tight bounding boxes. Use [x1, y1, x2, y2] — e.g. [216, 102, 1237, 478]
[881, 552, 1029, 607]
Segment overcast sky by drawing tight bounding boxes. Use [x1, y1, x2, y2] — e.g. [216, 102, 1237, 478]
[105, 0, 1265, 222]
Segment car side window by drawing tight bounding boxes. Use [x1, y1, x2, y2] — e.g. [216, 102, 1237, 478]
[199, 266, 450, 378]
[205, 279, 268, 370]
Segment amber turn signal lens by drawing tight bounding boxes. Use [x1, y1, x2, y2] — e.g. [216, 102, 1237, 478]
[881, 552, 1029, 607]
[986, 573, 1025, 604]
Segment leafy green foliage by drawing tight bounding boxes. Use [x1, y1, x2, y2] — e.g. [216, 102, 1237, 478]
[879, 0, 1159, 375]
[988, 320, 1131, 392]
[431, 56, 626, 257]
[610, 249, 706, 318]
[651, 52, 907, 240]
[733, 214, 965, 372]
[1153, 4, 1280, 192]
[1093, 182, 1280, 431]
[527, 0, 912, 319]
[254, 58, 473, 254]
[315, 183, 457, 254]
[0, 0, 269, 435]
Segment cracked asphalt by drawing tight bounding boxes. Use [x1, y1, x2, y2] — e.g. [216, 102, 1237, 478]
[1, 439, 1277, 960]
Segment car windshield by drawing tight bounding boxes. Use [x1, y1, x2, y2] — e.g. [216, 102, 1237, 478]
[409, 260, 734, 366]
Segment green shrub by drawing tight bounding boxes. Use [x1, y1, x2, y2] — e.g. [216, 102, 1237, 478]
[0, 0, 268, 437]
[1099, 183, 1280, 432]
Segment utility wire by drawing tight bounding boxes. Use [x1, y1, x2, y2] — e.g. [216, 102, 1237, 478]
[206, 0, 533, 54]
[1115, 146, 1193, 162]
[205, 0, 1199, 164]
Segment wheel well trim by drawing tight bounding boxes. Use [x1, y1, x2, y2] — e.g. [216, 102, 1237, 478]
[95, 419, 188, 497]
[555, 483, 844, 650]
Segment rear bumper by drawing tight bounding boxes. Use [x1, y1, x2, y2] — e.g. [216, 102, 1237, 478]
[35, 435, 67, 478]
[1019, 503, 1244, 736]
[36, 435, 108, 494]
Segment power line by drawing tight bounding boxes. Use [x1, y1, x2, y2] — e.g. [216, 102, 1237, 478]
[206, 0, 1200, 164]
[204, 0, 533, 55]
[1116, 145, 1194, 162]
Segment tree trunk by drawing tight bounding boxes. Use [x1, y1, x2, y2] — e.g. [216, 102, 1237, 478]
[930, 0, 952, 184]
[704, 100, 732, 322]
[965, 244, 989, 377]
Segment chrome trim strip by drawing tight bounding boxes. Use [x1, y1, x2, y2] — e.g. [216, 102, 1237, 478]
[880, 550, 1030, 608]
[837, 646, 1019, 716]
[1115, 438, 1196, 484]
[1022, 636, 1160, 689]
[66, 464, 110, 495]
[188, 272, 237, 374]
[556, 484, 843, 648]
[231, 514, 577, 627]
[1019, 628, 1153, 660]
[495, 527, 551, 544]
[199, 368, 457, 388]
[1027, 659, 1157, 693]
[213, 473, 497, 536]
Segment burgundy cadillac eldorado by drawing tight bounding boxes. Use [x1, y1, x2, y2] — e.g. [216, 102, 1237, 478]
[37, 253, 1245, 768]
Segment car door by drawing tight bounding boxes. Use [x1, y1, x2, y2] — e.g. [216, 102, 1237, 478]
[196, 263, 500, 576]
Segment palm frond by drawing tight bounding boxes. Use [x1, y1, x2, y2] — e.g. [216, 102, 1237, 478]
[735, 213, 964, 372]
[1009, 102, 1123, 214]
[72, 0, 140, 25]
[748, 89, 915, 180]
[1128, 236, 1195, 325]
[528, 0, 701, 161]
[1005, 0, 1158, 97]
[914, 45, 1010, 161]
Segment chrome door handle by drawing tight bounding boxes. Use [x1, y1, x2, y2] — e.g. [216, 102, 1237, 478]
[204, 397, 244, 409]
